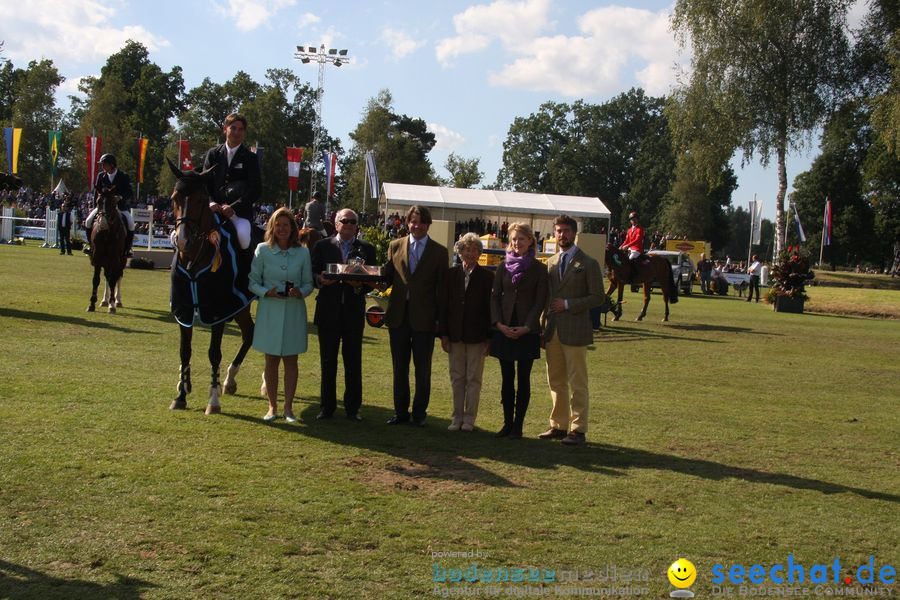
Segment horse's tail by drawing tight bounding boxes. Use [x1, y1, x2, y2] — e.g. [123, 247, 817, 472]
[668, 262, 679, 304]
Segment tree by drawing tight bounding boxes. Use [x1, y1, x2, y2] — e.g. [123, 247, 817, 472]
[0, 59, 64, 188]
[171, 69, 323, 206]
[443, 153, 483, 188]
[671, 0, 853, 256]
[340, 90, 438, 214]
[497, 89, 675, 228]
[69, 41, 184, 196]
[854, 0, 900, 158]
[790, 103, 874, 267]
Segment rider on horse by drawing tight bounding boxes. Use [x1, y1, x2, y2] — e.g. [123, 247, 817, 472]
[84, 154, 135, 257]
[617, 211, 645, 279]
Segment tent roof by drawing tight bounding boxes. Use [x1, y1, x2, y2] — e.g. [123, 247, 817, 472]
[381, 183, 611, 219]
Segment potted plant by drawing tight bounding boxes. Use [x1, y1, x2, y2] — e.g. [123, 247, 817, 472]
[766, 246, 814, 313]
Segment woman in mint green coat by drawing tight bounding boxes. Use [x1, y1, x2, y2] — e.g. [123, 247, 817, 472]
[249, 208, 314, 422]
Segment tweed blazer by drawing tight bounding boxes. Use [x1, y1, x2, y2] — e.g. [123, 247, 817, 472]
[438, 264, 494, 343]
[542, 247, 604, 346]
[383, 235, 449, 332]
[490, 257, 548, 334]
[201, 144, 261, 222]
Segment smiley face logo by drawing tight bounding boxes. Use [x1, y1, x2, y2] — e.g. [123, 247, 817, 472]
[668, 558, 697, 588]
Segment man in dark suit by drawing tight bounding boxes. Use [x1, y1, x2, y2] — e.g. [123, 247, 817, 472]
[310, 208, 377, 421]
[382, 205, 448, 426]
[57, 199, 73, 255]
[86, 154, 135, 256]
[201, 113, 262, 285]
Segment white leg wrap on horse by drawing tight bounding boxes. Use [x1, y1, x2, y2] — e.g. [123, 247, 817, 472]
[230, 215, 251, 250]
[208, 385, 220, 406]
[86, 208, 98, 230]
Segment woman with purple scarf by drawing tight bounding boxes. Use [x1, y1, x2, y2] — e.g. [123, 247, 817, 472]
[489, 223, 549, 438]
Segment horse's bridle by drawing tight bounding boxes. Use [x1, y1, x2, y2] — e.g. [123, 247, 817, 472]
[173, 196, 213, 272]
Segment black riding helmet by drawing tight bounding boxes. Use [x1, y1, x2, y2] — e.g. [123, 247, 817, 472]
[98, 153, 117, 168]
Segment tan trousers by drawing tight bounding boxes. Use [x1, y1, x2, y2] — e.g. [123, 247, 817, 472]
[448, 341, 487, 426]
[545, 332, 590, 433]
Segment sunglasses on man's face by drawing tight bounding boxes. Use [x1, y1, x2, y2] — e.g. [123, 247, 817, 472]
[339, 219, 357, 225]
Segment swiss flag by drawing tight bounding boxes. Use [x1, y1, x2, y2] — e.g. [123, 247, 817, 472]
[178, 140, 193, 171]
[286, 147, 303, 191]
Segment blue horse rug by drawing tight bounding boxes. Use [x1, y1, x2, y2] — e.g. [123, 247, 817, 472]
[170, 215, 253, 327]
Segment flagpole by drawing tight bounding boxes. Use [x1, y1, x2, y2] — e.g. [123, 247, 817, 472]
[362, 154, 368, 216]
[135, 132, 142, 207]
[747, 194, 756, 267]
[818, 199, 827, 267]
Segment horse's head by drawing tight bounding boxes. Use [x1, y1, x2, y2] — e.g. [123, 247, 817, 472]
[167, 157, 217, 264]
[298, 227, 322, 249]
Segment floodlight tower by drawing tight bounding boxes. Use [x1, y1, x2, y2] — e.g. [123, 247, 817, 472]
[293, 44, 351, 209]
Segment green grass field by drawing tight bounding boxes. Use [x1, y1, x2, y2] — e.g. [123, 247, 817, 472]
[1, 244, 898, 599]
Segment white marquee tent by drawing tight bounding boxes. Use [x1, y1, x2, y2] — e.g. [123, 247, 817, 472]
[379, 183, 611, 235]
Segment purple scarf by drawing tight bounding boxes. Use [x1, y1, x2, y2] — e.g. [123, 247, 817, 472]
[505, 249, 534, 285]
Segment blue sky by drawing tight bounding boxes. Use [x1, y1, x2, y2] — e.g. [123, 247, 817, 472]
[1, 0, 868, 220]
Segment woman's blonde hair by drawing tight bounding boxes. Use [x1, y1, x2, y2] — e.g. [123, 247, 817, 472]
[454, 232, 483, 255]
[507, 222, 535, 250]
[264, 207, 299, 247]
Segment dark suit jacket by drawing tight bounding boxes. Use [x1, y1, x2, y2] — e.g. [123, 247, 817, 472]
[94, 170, 133, 209]
[201, 144, 261, 222]
[439, 264, 494, 343]
[57, 209, 72, 230]
[490, 258, 549, 334]
[311, 235, 377, 330]
[383, 235, 448, 332]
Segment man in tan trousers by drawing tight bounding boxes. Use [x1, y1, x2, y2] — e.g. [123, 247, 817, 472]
[540, 215, 604, 445]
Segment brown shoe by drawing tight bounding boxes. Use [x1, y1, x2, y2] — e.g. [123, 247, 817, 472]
[538, 428, 567, 440]
[561, 431, 586, 445]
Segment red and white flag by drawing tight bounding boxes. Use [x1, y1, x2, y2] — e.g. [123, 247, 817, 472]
[322, 151, 337, 199]
[178, 140, 193, 171]
[286, 147, 303, 191]
[86, 135, 102, 186]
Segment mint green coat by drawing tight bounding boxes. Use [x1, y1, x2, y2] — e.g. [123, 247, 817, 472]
[248, 243, 314, 356]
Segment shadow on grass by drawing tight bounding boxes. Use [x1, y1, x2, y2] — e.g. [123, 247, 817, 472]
[664, 323, 782, 335]
[0, 560, 156, 599]
[0, 308, 159, 335]
[598, 324, 721, 343]
[221, 403, 899, 503]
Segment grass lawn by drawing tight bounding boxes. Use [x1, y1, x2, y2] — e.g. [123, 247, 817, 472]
[1, 244, 898, 599]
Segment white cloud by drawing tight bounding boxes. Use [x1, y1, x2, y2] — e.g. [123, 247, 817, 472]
[438, 2, 682, 98]
[427, 123, 465, 150]
[297, 12, 321, 29]
[0, 0, 168, 64]
[215, 0, 297, 32]
[436, 0, 551, 65]
[379, 27, 425, 60]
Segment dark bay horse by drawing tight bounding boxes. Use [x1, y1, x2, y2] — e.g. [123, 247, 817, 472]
[605, 245, 678, 322]
[87, 188, 126, 314]
[167, 158, 255, 414]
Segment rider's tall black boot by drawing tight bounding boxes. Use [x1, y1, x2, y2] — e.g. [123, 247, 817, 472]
[124, 230, 134, 258]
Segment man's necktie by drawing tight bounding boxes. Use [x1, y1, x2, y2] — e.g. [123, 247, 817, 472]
[410, 240, 419, 273]
[560, 253, 568, 278]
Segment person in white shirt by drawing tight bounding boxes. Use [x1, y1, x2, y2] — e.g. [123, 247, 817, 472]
[747, 254, 762, 302]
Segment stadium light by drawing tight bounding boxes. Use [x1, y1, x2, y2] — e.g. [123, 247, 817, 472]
[293, 43, 353, 207]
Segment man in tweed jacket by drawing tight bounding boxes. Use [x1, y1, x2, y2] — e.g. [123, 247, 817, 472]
[540, 215, 604, 445]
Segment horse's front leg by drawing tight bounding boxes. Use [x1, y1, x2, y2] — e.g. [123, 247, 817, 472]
[171, 325, 192, 410]
[104, 270, 119, 314]
[100, 279, 110, 308]
[612, 283, 624, 321]
[637, 283, 650, 321]
[223, 308, 254, 395]
[87, 265, 100, 312]
[206, 322, 225, 415]
[113, 276, 123, 308]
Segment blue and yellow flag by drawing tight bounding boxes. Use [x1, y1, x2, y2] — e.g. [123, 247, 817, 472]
[5, 127, 22, 174]
[49, 130, 62, 176]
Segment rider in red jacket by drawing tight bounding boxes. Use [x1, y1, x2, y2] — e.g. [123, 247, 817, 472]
[619, 211, 645, 259]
